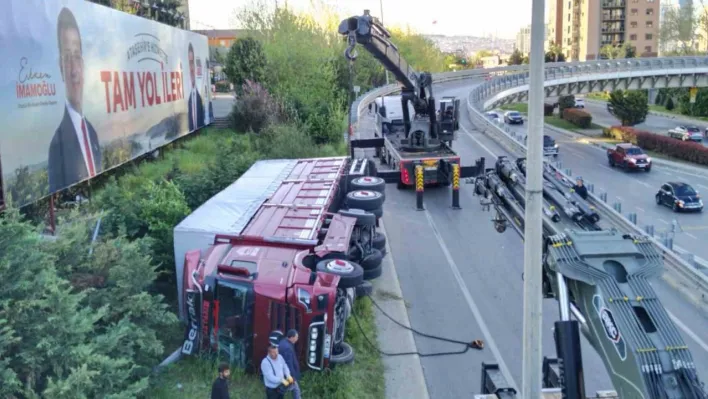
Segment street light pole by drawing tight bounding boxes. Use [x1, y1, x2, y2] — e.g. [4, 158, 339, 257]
[521, 0, 546, 397]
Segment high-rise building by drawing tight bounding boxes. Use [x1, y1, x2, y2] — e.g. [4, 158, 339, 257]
[547, 0, 564, 49]
[516, 25, 532, 54]
[548, 0, 660, 61]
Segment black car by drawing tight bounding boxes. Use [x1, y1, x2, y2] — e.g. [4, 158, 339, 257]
[504, 111, 524, 125]
[655, 182, 703, 212]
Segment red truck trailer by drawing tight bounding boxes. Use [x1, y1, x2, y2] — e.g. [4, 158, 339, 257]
[174, 156, 387, 372]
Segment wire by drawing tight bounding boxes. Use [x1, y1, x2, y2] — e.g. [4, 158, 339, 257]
[346, 296, 484, 358]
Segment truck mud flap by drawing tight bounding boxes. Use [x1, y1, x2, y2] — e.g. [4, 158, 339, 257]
[351, 138, 385, 149]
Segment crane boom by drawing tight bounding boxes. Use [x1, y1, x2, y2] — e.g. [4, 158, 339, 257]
[474, 156, 707, 399]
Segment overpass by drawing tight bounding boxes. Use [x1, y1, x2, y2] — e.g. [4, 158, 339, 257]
[352, 55, 708, 397]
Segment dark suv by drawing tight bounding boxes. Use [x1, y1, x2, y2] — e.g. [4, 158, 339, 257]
[656, 182, 703, 212]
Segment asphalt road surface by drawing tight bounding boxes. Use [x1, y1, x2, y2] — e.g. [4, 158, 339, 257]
[574, 98, 708, 148]
[374, 81, 708, 397]
[503, 119, 708, 262]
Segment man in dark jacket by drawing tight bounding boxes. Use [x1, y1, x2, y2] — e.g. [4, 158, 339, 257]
[572, 176, 588, 200]
[211, 363, 230, 399]
[278, 329, 301, 399]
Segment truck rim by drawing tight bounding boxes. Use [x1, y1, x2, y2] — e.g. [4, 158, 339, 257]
[354, 177, 382, 185]
[326, 259, 354, 273]
[351, 190, 377, 199]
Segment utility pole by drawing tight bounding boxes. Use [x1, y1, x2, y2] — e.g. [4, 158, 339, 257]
[521, 0, 546, 397]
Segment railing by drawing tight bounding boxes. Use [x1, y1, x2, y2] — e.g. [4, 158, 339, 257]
[352, 55, 708, 311]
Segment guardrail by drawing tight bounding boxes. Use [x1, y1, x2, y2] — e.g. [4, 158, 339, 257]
[465, 74, 708, 311]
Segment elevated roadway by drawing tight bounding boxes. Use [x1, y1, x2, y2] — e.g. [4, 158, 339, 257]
[368, 80, 708, 397]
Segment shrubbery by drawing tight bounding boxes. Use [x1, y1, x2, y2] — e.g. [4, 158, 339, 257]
[230, 80, 289, 134]
[562, 108, 593, 128]
[606, 126, 708, 165]
[544, 103, 554, 116]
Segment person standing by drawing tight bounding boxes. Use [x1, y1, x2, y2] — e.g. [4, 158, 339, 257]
[211, 363, 231, 399]
[261, 344, 293, 399]
[278, 330, 302, 399]
[48, 7, 102, 193]
[572, 176, 588, 200]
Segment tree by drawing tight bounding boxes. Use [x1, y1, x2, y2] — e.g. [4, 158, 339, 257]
[224, 36, 267, 92]
[608, 90, 649, 126]
[666, 97, 675, 111]
[660, 3, 700, 54]
[558, 95, 576, 119]
[508, 49, 524, 65]
[601, 42, 636, 59]
[545, 42, 565, 62]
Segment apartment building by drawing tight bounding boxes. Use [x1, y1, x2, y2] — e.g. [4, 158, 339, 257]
[549, 0, 659, 61]
[516, 24, 550, 55]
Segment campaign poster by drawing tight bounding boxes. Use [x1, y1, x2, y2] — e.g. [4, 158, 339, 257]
[0, 0, 213, 207]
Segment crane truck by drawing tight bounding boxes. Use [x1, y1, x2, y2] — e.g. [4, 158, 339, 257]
[340, 10, 464, 189]
[473, 156, 707, 398]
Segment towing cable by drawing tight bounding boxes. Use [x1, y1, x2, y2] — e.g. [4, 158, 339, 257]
[347, 296, 484, 357]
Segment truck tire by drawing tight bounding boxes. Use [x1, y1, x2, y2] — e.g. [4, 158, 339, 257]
[360, 248, 384, 270]
[346, 190, 384, 211]
[316, 259, 364, 289]
[372, 232, 387, 251]
[330, 342, 355, 365]
[363, 264, 383, 280]
[350, 176, 386, 195]
[339, 208, 376, 227]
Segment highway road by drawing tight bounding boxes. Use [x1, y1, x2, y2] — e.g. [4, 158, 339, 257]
[570, 97, 708, 148]
[503, 117, 708, 262]
[373, 80, 708, 397]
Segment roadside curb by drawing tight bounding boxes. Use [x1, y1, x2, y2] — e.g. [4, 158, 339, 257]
[544, 123, 708, 175]
[373, 221, 430, 399]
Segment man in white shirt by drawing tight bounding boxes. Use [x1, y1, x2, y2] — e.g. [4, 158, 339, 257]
[261, 344, 294, 399]
[187, 43, 205, 131]
[48, 7, 102, 193]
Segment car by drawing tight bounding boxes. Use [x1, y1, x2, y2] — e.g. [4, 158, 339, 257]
[504, 111, 524, 124]
[524, 134, 559, 157]
[485, 111, 502, 123]
[656, 182, 703, 212]
[668, 126, 703, 142]
[607, 143, 652, 172]
[574, 98, 585, 108]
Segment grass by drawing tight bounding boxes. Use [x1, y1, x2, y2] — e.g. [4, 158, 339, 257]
[500, 103, 527, 113]
[585, 92, 610, 101]
[648, 104, 708, 122]
[145, 298, 385, 399]
[544, 115, 604, 132]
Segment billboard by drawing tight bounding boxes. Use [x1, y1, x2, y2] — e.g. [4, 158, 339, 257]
[0, 0, 213, 207]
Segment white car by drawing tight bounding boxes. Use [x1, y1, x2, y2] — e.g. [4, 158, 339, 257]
[574, 98, 585, 108]
[485, 111, 502, 124]
[668, 126, 703, 142]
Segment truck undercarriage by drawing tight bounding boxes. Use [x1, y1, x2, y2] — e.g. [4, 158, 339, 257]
[473, 156, 707, 398]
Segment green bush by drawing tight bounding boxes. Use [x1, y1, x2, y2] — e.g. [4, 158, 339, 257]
[558, 95, 575, 118]
[230, 80, 286, 134]
[666, 97, 675, 111]
[609, 125, 708, 165]
[544, 103, 554, 116]
[562, 108, 592, 128]
[215, 81, 230, 92]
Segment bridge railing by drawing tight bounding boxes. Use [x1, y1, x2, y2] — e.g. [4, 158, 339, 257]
[464, 58, 708, 311]
[352, 55, 708, 311]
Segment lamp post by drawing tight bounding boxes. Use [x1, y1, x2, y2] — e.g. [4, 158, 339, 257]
[521, 0, 546, 397]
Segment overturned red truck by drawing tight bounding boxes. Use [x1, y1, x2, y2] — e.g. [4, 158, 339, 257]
[174, 157, 387, 371]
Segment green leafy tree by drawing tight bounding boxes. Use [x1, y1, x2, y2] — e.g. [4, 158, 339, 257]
[558, 95, 576, 119]
[545, 42, 565, 62]
[600, 42, 636, 59]
[608, 90, 649, 126]
[508, 49, 524, 65]
[660, 3, 700, 54]
[224, 36, 267, 91]
[666, 96, 675, 111]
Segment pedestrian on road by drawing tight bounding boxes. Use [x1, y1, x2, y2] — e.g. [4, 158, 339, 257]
[572, 176, 588, 200]
[211, 362, 231, 399]
[278, 330, 302, 399]
[261, 343, 293, 399]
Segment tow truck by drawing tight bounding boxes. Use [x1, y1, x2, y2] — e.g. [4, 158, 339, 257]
[340, 10, 463, 189]
[473, 156, 707, 398]
[174, 157, 391, 372]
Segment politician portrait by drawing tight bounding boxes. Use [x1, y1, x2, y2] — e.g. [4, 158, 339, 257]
[48, 7, 102, 193]
[187, 42, 205, 131]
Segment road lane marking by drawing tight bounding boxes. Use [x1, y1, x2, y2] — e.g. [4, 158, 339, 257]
[698, 184, 708, 191]
[423, 209, 518, 391]
[633, 180, 652, 188]
[562, 148, 585, 159]
[685, 232, 698, 240]
[658, 219, 669, 224]
[636, 207, 645, 212]
[667, 311, 708, 354]
[616, 196, 623, 201]
[460, 124, 501, 159]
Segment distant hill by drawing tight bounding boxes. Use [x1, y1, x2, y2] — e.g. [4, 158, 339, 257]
[424, 34, 516, 56]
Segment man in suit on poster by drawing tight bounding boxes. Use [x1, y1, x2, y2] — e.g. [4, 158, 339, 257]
[187, 43, 205, 131]
[48, 7, 102, 193]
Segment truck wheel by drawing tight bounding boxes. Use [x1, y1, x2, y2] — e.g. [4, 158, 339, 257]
[339, 208, 376, 227]
[346, 190, 384, 211]
[363, 264, 383, 280]
[370, 206, 383, 219]
[350, 176, 386, 195]
[355, 281, 373, 298]
[330, 342, 355, 365]
[608, 158, 614, 167]
[361, 248, 384, 270]
[316, 259, 364, 289]
[372, 232, 387, 251]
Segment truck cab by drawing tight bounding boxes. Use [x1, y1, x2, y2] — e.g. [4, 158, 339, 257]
[176, 157, 387, 372]
[438, 96, 460, 140]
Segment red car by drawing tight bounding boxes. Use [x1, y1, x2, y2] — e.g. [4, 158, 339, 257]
[607, 143, 652, 172]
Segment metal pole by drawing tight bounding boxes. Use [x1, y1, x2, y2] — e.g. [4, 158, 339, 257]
[380, 0, 390, 88]
[522, 0, 546, 396]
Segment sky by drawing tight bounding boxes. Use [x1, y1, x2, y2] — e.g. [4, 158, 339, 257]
[189, 0, 534, 39]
